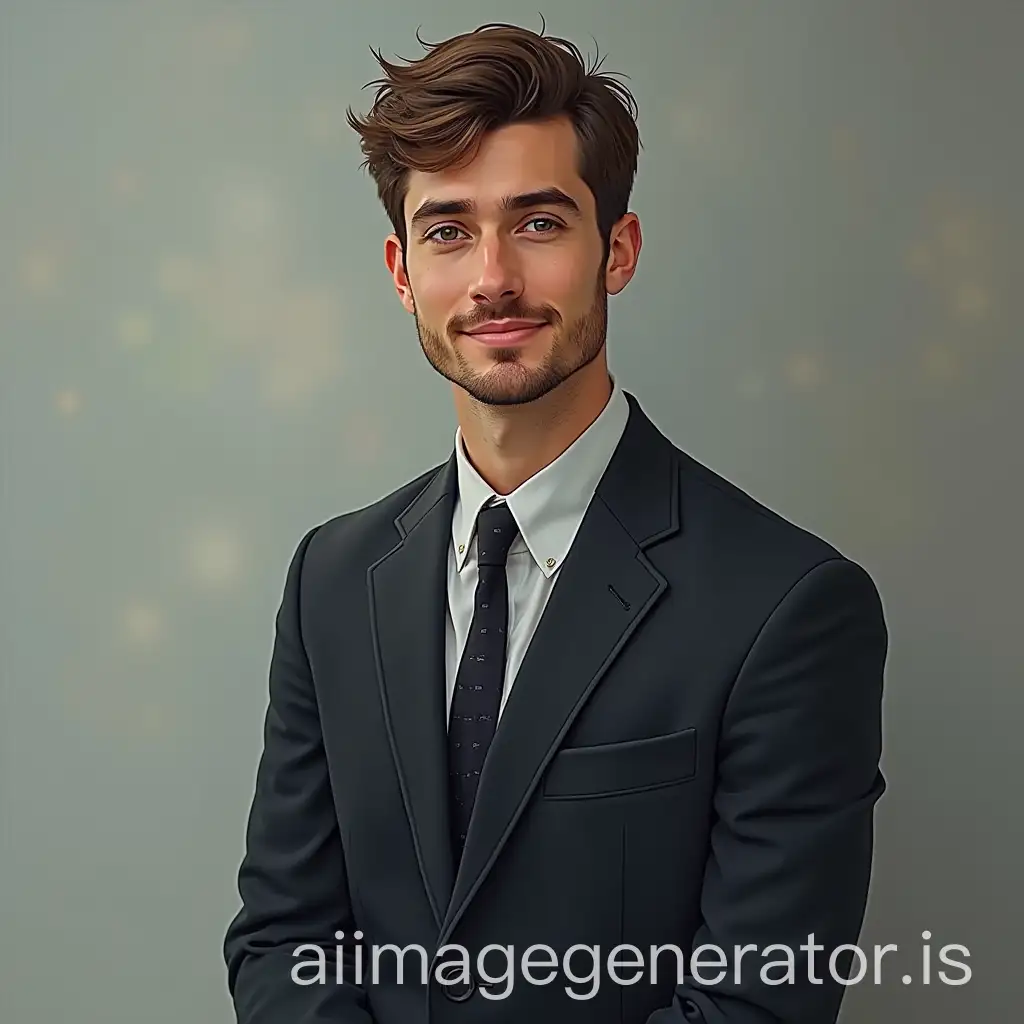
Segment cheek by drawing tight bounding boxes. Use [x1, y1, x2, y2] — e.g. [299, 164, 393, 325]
[413, 269, 462, 320]
[532, 250, 597, 304]
[549, 275, 597, 319]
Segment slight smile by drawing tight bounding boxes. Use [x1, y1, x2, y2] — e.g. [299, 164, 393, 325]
[460, 320, 547, 346]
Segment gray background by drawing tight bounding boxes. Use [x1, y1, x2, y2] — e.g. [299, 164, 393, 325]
[1, 1, 1020, 1021]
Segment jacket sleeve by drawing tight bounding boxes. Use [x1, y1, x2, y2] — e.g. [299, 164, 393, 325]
[223, 526, 375, 1023]
[647, 557, 888, 1024]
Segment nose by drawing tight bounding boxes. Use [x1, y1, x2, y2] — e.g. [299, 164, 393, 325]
[468, 233, 523, 307]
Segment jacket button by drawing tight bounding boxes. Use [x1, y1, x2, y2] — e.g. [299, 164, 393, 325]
[443, 974, 476, 1001]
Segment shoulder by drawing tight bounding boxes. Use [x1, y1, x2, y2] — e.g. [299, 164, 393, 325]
[669, 445, 881, 617]
[286, 462, 447, 576]
[677, 449, 840, 561]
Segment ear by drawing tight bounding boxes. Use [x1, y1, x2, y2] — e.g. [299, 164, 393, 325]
[604, 213, 642, 297]
[384, 234, 416, 314]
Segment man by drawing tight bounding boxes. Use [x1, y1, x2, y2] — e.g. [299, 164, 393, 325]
[223, 22, 887, 1024]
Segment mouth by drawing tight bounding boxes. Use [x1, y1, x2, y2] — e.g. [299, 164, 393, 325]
[460, 322, 547, 346]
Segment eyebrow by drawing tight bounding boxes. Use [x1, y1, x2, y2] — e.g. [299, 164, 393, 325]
[409, 188, 582, 230]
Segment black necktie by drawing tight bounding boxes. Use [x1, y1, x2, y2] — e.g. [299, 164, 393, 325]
[448, 501, 520, 861]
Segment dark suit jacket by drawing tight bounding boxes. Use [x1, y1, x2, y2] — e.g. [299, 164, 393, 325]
[223, 392, 887, 1024]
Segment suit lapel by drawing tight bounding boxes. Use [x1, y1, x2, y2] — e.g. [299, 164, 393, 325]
[438, 392, 681, 945]
[368, 457, 458, 932]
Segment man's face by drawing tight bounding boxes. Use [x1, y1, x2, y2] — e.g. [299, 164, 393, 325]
[385, 117, 627, 406]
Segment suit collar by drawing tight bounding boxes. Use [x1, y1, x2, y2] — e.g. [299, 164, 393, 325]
[372, 390, 680, 938]
[451, 378, 630, 578]
[402, 389, 679, 549]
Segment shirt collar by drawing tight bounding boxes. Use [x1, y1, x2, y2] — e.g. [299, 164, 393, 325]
[451, 376, 630, 578]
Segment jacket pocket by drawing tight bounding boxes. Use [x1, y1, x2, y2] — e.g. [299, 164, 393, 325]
[542, 727, 697, 800]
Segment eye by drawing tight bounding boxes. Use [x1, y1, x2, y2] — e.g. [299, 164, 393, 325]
[424, 224, 466, 244]
[521, 217, 561, 234]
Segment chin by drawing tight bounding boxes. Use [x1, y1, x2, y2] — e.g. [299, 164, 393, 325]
[463, 364, 567, 406]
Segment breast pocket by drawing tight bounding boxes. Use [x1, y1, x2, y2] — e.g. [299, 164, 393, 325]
[541, 727, 698, 800]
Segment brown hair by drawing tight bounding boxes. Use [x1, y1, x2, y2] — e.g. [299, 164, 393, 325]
[346, 21, 641, 259]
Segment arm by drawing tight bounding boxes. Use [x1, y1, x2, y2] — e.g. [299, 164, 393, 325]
[223, 527, 375, 1023]
[648, 557, 888, 1024]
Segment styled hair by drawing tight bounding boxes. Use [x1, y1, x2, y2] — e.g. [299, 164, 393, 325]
[346, 21, 641, 257]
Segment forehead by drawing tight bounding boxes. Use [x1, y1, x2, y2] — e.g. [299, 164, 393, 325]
[403, 117, 593, 220]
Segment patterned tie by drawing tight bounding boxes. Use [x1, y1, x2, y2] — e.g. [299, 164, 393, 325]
[448, 501, 520, 861]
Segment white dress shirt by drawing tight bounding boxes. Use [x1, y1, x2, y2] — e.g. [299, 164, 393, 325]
[445, 377, 630, 727]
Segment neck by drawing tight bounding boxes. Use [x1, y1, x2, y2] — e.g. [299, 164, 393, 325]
[453, 359, 613, 495]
